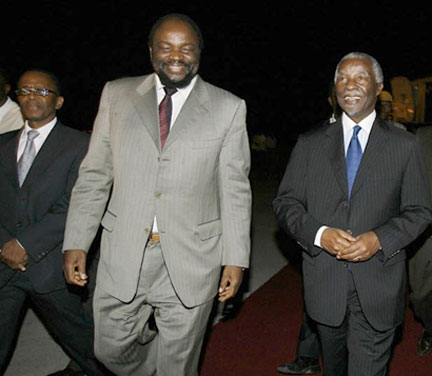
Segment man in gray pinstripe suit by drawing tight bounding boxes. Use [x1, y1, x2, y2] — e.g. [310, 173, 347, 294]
[62, 13, 251, 376]
[273, 52, 432, 376]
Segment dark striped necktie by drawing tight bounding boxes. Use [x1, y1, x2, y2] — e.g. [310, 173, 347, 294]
[159, 87, 177, 149]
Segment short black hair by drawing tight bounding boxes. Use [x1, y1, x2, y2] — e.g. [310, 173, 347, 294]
[148, 13, 204, 51]
[0, 68, 10, 85]
[18, 68, 62, 95]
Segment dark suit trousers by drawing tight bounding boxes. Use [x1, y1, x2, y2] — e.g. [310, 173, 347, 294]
[296, 310, 321, 360]
[316, 271, 395, 376]
[409, 236, 432, 333]
[0, 271, 106, 376]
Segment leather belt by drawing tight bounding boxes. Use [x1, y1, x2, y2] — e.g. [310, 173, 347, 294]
[149, 232, 160, 243]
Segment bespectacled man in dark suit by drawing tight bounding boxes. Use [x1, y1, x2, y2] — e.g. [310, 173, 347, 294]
[0, 69, 107, 376]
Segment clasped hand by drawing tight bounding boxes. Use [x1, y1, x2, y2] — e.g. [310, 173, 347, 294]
[0, 239, 28, 271]
[321, 228, 381, 262]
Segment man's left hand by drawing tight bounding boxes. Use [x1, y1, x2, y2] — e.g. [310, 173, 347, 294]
[0, 239, 28, 271]
[336, 231, 381, 262]
[218, 266, 244, 302]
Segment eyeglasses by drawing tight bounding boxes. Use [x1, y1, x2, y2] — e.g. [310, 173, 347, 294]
[15, 87, 58, 97]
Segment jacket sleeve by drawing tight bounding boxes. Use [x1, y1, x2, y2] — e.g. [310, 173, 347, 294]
[62, 82, 114, 252]
[272, 135, 324, 257]
[218, 99, 252, 267]
[373, 136, 432, 258]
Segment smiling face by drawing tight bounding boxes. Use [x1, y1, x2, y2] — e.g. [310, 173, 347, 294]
[335, 57, 383, 123]
[17, 71, 64, 129]
[149, 18, 200, 88]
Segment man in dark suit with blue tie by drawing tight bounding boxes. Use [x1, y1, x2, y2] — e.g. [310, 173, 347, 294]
[0, 69, 106, 376]
[273, 52, 432, 375]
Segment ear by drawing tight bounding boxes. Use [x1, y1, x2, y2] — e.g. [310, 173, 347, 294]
[55, 96, 64, 110]
[376, 83, 384, 96]
[4, 83, 11, 95]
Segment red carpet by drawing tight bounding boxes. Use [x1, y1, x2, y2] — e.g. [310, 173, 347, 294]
[200, 265, 431, 375]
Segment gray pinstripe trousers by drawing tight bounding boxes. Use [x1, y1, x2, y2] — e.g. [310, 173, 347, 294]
[93, 241, 213, 376]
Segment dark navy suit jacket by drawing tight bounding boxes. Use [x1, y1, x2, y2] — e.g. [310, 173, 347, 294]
[0, 122, 89, 293]
[273, 117, 432, 331]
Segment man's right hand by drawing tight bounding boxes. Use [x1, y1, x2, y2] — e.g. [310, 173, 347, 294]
[321, 228, 356, 256]
[63, 249, 88, 286]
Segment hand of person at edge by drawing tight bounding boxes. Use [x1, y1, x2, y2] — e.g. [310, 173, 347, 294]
[63, 249, 88, 286]
[218, 265, 244, 302]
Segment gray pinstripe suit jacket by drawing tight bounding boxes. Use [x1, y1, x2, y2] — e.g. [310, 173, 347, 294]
[273, 117, 432, 331]
[63, 74, 252, 308]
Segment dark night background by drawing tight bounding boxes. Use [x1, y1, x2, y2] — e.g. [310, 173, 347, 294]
[3, 1, 432, 145]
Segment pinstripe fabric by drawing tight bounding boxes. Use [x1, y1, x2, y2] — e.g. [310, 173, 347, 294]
[93, 242, 213, 375]
[273, 118, 432, 331]
[409, 125, 432, 333]
[63, 73, 252, 308]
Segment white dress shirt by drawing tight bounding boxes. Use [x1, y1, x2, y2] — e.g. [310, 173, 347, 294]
[314, 111, 377, 247]
[155, 74, 197, 128]
[152, 75, 198, 234]
[17, 118, 57, 162]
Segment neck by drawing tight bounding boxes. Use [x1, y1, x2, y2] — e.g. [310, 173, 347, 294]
[28, 116, 56, 130]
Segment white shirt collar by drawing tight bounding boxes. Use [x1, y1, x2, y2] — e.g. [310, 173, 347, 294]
[22, 117, 57, 139]
[17, 117, 57, 161]
[342, 110, 376, 135]
[342, 110, 376, 154]
[154, 74, 197, 103]
[154, 74, 198, 127]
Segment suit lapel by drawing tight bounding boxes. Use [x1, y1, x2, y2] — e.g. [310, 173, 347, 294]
[350, 119, 389, 198]
[163, 76, 210, 151]
[0, 131, 20, 189]
[324, 120, 348, 197]
[131, 74, 210, 153]
[21, 122, 68, 188]
[133, 74, 160, 149]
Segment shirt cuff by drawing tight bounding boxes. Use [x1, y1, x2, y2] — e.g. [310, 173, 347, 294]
[314, 226, 329, 248]
[16, 239, 25, 250]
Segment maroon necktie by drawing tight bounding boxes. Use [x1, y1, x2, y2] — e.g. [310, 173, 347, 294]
[159, 87, 177, 149]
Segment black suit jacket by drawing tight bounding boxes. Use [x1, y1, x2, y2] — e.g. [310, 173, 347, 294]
[0, 122, 89, 293]
[273, 117, 432, 331]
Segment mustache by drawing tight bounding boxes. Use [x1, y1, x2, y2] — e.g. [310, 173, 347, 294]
[162, 59, 192, 67]
[342, 90, 362, 97]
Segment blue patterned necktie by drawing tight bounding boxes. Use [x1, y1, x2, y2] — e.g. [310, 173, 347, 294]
[346, 125, 362, 197]
[17, 129, 39, 186]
